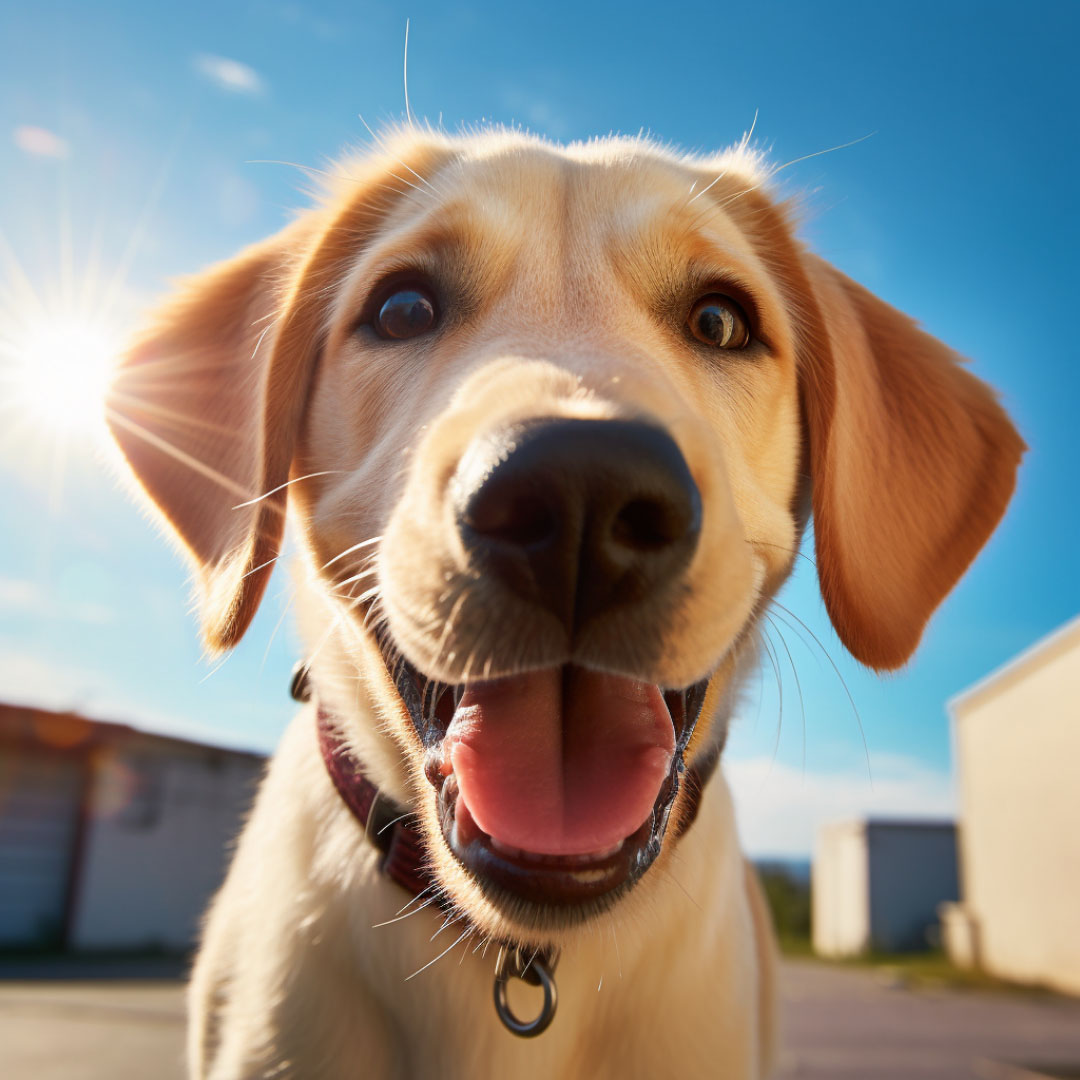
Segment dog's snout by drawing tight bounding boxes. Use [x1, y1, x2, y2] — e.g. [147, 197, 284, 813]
[454, 418, 702, 634]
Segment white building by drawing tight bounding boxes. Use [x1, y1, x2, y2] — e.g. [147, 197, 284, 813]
[0, 703, 264, 951]
[813, 819, 959, 957]
[942, 615, 1080, 995]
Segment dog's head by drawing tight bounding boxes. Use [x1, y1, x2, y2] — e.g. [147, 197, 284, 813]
[108, 130, 1022, 945]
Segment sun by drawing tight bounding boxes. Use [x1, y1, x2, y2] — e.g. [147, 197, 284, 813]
[1, 312, 120, 440]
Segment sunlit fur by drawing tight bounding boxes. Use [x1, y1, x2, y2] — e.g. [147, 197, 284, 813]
[107, 127, 1022, 1080]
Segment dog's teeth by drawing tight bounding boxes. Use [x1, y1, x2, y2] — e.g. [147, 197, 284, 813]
[587, 840, 625, 860]
[563, 841, 624, 864]
[488, 837, 625, 864]
[490, 836, 527, 859]
[568, 868, 612, 884]
[424, 748, 450, 787]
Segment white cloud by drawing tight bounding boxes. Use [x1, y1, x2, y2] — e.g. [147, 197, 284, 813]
[0, 577, 39, 611]
[13, 125, 70, 159]
[0, 644, 150, 724]
[725, 752, 956, 858]
[0, 642, 261, 752]
[0, 576, 116, 625]
[193, 54, 266, 97]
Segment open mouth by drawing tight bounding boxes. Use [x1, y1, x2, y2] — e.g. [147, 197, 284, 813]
[375, 627, 709, 917]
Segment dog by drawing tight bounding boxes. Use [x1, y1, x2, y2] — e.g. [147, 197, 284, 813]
[106, 128, 1023, 1079]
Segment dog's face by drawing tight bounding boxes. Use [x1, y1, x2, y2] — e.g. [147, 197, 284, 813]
[107, 130, 1022, 945]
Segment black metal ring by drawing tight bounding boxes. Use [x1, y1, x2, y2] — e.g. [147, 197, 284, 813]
[290, 662, 311, 703]
[493, 953, 557, 1038]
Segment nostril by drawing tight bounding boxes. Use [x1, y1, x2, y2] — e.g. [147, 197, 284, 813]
[612, 498, 671, 550]
[611, 496, 692, 552]
[466, 494, 557, 548]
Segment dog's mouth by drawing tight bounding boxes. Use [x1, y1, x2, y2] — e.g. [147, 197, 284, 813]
[376, 628, 709, 917]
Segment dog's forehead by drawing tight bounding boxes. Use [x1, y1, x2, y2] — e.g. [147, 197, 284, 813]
[451, 139, 754, 235]
[447, 141, 692, 207]
[343, 134, 768, 282]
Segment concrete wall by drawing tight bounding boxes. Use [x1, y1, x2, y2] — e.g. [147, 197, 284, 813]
[70, 736, 263, 951]
[950, 617, 1080, 995]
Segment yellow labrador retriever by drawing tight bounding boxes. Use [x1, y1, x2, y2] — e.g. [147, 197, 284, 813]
[107, 129, 1022, 1080]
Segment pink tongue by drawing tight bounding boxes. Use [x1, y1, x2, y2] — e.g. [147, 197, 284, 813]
[445, 668, 674, 857]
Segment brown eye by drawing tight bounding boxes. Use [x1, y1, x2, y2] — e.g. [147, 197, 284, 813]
[374, 287, 438, 340]
[687, 294, 751, 349]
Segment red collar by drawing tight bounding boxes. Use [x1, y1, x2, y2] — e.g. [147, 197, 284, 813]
[316, 705, 720, 900]
[317, 707, 431, 896]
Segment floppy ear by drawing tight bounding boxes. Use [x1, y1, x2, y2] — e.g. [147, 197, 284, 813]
[108, 140, 453, 653]
[107, 216, 319, 652]
[799, 255, 1024, 669]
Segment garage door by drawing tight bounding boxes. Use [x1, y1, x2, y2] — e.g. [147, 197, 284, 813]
[0, 747, 86, 947]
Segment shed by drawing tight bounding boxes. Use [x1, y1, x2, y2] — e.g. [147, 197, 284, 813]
[813, 818, 959, 957]
[0, 703, 264, 951]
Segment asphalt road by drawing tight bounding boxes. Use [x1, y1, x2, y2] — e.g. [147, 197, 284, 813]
[774, 960, 1080, 1080]
[2, 959, 1079, 1078]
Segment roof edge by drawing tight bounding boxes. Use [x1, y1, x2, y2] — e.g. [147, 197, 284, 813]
[949, 614, 1080, 716]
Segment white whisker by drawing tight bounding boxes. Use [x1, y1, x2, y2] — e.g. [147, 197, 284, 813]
[321, 537, 382, 571]
[332, 566, 379, 590]
[250, 321, 275, 360]
[371, 891, 441, 929]
[232, 471, 338, 509]
[768, 131, 874, 179]
[609, 918, 623, 980]
[242, 554, 282, 580]
[403, 18, 413, 128]
[405, 926, 472, 981]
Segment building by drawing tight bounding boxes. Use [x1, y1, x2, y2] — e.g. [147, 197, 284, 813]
[942, 615, 1080, 995]
[813, 819, 959, 957]
[0, 703, 264, 952]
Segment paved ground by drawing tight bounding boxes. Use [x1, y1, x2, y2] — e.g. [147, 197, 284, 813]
[2, 959, 1079, 1078]
[0, 980, 186, 1080]
[775, 960, 1080, 1080]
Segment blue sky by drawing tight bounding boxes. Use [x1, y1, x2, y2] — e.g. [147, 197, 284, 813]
[1, 0, 1077, 854]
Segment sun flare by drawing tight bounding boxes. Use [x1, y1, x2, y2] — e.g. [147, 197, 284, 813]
[1, 313, 119, 439]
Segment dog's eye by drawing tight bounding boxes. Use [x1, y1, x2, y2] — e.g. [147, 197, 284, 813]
[687, 294, 751, 349]
[374, 287, 438, 340]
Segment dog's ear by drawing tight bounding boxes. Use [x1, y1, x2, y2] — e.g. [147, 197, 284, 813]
[109, 141, 451, 652]
[107, 217, 320, 652]
[799, 255, 1024, 669]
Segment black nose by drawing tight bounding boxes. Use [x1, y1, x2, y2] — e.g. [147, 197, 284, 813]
[454, 418, 702, 634]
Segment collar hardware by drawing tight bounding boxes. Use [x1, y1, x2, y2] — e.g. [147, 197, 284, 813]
[493, 948, 559, 1037]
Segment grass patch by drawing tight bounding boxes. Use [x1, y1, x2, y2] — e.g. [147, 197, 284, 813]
[777, 942, 1061, 996]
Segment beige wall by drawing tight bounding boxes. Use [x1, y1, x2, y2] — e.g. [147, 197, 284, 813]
[71, 736, 263, 950]
[813, 822, 869, 957]
[950, 617, 1080, 995]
